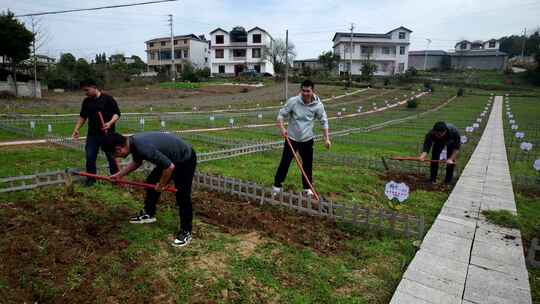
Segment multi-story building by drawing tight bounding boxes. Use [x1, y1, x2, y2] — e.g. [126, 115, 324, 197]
[145, 34, 210, 73]
[332, 26, 412, 76]
[209, 26, 274, 76]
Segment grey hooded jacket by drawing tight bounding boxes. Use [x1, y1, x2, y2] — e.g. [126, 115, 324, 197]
[277, 94, 329, 142]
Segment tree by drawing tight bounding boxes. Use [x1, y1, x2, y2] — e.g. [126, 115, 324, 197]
[127, 55, 146, 74]
[74, 58, 93, 83]
[318, 51, 340, 72]
[263, 38, 296, 75]
[58, 53, 77, 72]
[360, 53, 376, 81]
[0, 10, 34, 95]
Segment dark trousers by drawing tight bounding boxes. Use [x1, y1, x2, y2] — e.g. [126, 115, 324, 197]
[85, 135, 119, 177]
[144, 150, 197, 233]
[274, 139, 313, 189]
[431, 142, 457, 183]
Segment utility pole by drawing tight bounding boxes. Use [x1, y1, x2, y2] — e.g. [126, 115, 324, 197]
[168, 14, 175, 83]
[423, 38, 431, 71]
[520, 27, 527, 59]
[285, 29, 288, 102]
[31, 17, 37, 98]
[349, 23, 354, 87]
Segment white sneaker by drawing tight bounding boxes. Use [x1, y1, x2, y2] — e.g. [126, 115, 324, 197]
[271, 185, 282, 196]
[303, 189, 314, 196]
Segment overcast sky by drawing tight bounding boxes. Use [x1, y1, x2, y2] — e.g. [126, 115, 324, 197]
[4, 0, 540, 62]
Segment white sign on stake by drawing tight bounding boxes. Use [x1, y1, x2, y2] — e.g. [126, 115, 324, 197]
[476, 118, 482, 123]
[512, 124, 518, 130]
[160, 120, 166, 128]
[466, 126, 474, 133]
[461, 135, 468, 144]
[139, 118, 145, 125]
[515, 132, 525, 139]
[337, 111, 342, 117]
[473, 123, 480, 128]
[341, 107, 346, 112]
[357, 106, 363, 113]
[257, 113, 263, 119]
[509, 114, 514, 119]
[520, 142, 533, 151]
[229, 118, 235, 125]
[480, 112, 485, 117]
[384, 181, 410, 203]
[30, 121, 35, 129]
[209, 116, 215, 121]
[192, 106, 197, 111]
[47, 124, 52, 133]
[533, 159, 540, 171]
[509, 120, 515, 124]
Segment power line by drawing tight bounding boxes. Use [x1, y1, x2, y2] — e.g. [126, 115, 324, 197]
[15, 0, 178, 17]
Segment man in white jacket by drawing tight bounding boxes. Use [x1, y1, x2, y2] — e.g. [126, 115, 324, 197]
[272, 79, 331, 196]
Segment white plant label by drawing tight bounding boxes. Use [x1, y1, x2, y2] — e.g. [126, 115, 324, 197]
[384, 181, 410, 203]
[533, 159, 540, 171]
[160, 121, 166, 128]
[515, 132, 525, 139]
[229, 118, 234, 125]
[520, 142, 533, 151]
[466, 126, 474, 133]
[30, 121, 35, 129]
[139, 118, 145, 125]
[512, 124, 518, 130]
[257, 113, 263, 119]
[47, 124, 52, 133]
[509, 120, 515, 124]
[476, 118, 482, 123]
[473, 123, 480, 128]
[460, 135, 468, 144]
[209, 116, 215, 121]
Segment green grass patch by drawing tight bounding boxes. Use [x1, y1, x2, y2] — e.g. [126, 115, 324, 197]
[482, 209, 520, 229]
[159, 82, 201, 89]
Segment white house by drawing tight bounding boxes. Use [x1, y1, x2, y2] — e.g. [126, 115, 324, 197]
[332, 26, 412, 76]
[145, 34, 210, 73]
[455, 39, 500, 51]
[209, 26, 274, 76]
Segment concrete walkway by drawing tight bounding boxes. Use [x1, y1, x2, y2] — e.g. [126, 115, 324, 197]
[390, 96, 532, 304]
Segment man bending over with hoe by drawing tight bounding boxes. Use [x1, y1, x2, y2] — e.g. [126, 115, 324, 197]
[102, 132, 197, 248]
[419, 121, 461, 184]
[272, 79, 331, 197]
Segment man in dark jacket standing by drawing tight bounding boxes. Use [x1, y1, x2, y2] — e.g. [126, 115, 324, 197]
[102, 132, 197, 248]
[419, 121, 461, 184]
[72, 80, 121, 186]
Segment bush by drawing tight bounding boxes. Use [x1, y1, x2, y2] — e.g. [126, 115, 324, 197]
[405, 67, 418, 77]
[0, 90, 15, 99]
[457, 88, 464, 97]
[384, 78, 391, 86]
[407, 98, 418, 108]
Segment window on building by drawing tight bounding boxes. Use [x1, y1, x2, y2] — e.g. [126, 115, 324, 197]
[159, 50, 171, 60]
[160, 41, 166, 46]
[489, 40, 496, 48]
[174, 40, 178, 45]
[252, 48, 261, 58]
[399, 63, 405, 72]
[382, 47, 390, 55]
[215, 49, 224, 58]
[216, 35, 224, 44]
[150, 52, 155, 60]
[254, 65, 261, 73]
[184, 49, 189, 58]
[184, 39, 188, 44]
[361, 46, 373, 55]
[233, 49, 246, 58]
[205, 57, 208, 63]
[399, 46, 405, 55]
[399, 32, 406, 39]
[219, 65, 225, 73]
[460, 43, 467, 50]
[175, 50, 182, 59]
[253, 34, 262, 43]
[149, 42, 154, 47]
